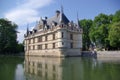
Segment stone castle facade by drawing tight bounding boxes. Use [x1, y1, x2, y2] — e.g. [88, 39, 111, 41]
[24, 8, 82, 57]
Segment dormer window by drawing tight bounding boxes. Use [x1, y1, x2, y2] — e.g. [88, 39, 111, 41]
[33, 29, 37, 33]
[52, 21, 57, 26]
[29, 31, 32, 34]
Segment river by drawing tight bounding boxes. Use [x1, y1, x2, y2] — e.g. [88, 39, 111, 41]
[0, 56, 120, 80]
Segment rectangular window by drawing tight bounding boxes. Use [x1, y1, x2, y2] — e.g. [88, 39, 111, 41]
[45, 64, 47, 69]
[45, 44, 48, 49]
[53, 34, 55, 40]
[38, 36, 42, 42]
[53, 65, 56, 71]
[53, 43, 55, 49]
[45, 36, 47, 41]
[38, 45, 42, 50]
[62, 42, 64, 45]
[62, 32, 64, 38]
[38, 63, 42, 68]
[70, 34, 73, 40]
[70, 42, 73, 48]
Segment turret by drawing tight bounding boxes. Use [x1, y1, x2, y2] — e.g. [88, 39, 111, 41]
[59, 5, 69, 25]
[77, 12, 81, 28]
[26, 24, 29, 36]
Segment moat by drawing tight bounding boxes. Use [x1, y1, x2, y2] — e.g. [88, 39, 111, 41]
[0, 56, 120, 80]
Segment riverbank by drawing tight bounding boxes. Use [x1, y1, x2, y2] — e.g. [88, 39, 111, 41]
[1, 51, 120, 58]
[0, 52, 24, 57]
[81, 51, 120, 58]
[97, 51, 120, 57]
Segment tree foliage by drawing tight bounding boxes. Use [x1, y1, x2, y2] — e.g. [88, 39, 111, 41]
[109, 22, 120, 48]
[89, 13, 111, 49]
[113, 10, 120, 22]
[0, 18, 19, 54]
[80, 19, 93, 50]
[80, 10, 120, 50]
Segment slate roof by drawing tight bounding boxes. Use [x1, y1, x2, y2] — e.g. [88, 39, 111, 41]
[34, 10, 70, 30]
[60, 13, 70, 24]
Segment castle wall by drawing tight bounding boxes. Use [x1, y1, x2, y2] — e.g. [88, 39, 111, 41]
[24, 27, 82, 57]
[25, 49, 63, 57]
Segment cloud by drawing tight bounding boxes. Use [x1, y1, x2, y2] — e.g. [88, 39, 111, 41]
[4, 0, 54, 25]
[21, 0, 53, 9]
[5, 9, 39, 25]
[4, 0, 54, 43]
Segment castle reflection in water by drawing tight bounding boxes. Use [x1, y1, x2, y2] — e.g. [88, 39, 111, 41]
[24, 56, 84, 80]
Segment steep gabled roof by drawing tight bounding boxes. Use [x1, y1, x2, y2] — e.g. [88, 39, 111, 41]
[60, 13, 69, 24]
[34, 10, 70, 30]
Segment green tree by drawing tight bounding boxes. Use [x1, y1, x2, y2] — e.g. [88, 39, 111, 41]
[89, 13, 112, 49]
[113, 10, 120, 22]
[16, 43, 24, 52]
[0, 18, 18, 54]
[108, 22, 120, 49]
[80, 19, 93, 50]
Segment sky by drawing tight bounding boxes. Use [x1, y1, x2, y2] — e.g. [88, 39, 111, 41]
[0, 0, 120, 43]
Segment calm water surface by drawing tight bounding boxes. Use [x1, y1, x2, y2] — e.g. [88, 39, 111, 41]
[0, 56, 120, 80]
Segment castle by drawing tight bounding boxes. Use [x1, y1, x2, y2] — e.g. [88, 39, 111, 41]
[24, 8, 82, 57]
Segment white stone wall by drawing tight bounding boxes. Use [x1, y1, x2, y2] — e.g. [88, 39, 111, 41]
[35, 37, 38, 43]
[25, 28, 82, 57]
[76, 34, 82, 48]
